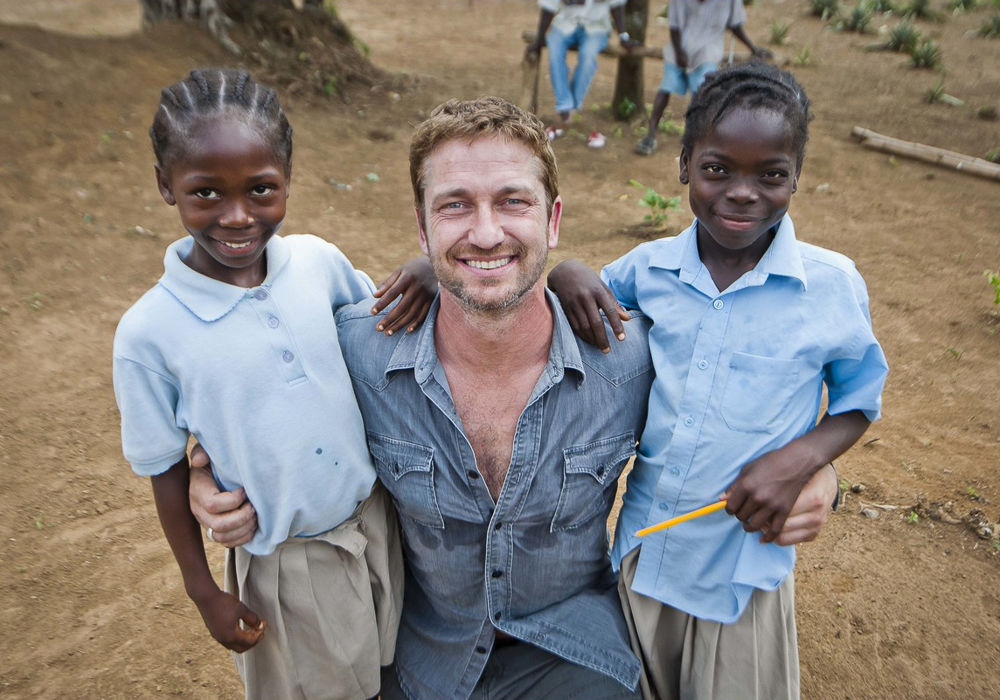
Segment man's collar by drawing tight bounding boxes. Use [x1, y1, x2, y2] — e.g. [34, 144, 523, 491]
[158, 235, 292, 322]
[392, 288, 585, 384]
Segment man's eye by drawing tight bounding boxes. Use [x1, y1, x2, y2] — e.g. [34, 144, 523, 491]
[252, 184, 275, 196]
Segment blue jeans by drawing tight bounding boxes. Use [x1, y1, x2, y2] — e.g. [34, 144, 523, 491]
[546, 25, 609, 114]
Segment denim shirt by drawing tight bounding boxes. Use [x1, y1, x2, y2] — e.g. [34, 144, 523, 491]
[335, 291, 653, 700]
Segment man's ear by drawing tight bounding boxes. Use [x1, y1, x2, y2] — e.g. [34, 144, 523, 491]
[155, 164, 176, 206]
[679, 148, 690, 185]
[547, 195, 562, 250]
[414, 205, 429, 256]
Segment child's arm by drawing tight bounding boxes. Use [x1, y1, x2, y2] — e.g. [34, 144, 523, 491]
[724, 410, 870, 543]
[729, 24, 773, 60]
[548, 259, 631, 353]
[151, 457, 265, 652]
[370, 256, 437, 335]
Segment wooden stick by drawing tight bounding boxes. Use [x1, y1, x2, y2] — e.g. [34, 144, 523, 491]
[519, 53, 541, 114]
[851, 126, 1000, 182]
[636, 499, 728, 537]
[522, 31, 665, 60]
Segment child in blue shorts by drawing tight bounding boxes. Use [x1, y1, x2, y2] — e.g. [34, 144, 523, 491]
[113, 68, 435, 700]
[635, 0, 771, 156]
[552, 63, 888, 699]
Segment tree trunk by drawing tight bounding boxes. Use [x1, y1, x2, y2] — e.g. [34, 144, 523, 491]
[612, 0, 649, 121]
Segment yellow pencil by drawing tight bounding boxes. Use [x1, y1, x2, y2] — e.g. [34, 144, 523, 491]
[635, 499, 729, 537]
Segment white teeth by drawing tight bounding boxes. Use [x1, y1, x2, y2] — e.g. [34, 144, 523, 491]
[467, 257, 511, 270]
[221, 240, 253, 249]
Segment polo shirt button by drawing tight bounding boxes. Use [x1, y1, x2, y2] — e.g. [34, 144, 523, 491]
[684, 416, 694, 426]
[713, 299, 724, 310]
[282, 350, 294, 363]
[267, 316, 280, 328]
[659, 502, 670, 511]
[670, 466, 681, 476]
[254, 289, 268, 300]
[697, 360, 708, 370]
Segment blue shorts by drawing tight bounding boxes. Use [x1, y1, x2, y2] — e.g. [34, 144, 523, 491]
[658, 62, 718, 96]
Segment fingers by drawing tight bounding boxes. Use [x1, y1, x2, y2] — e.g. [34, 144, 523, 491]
[379, 295, 429, 335]
[189, 467, 256, 547]
[583, 301, 612, 353]
[229, 610, 267, 653]
[189, 443, 210, 469]
[372, 269, 402, 302]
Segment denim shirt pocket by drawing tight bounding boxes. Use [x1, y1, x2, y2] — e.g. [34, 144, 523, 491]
[551, 432, 636, 532]
[367, 432, 445, 529]
[720, 353, 806, 433]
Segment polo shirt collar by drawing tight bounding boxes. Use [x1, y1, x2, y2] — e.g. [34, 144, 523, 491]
[397, 288, 586, 385]
[157, 235, 292, 322]
[652, 213, 807, 291]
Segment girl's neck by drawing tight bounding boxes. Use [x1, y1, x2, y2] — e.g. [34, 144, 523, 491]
[697, 222, 776, 292]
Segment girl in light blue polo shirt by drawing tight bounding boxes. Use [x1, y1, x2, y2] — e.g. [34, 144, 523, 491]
[549, 62, 888, 700]
[113, 68, 433, 700]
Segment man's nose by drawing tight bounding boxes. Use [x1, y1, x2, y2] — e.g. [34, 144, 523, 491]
[467, 206, 504, 249]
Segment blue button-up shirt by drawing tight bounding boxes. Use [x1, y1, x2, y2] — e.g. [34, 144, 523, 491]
[335, 291, 653, 700]
[605, 215, 888, 623]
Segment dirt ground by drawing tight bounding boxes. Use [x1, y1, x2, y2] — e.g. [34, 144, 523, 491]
[0, 0, 998, 698]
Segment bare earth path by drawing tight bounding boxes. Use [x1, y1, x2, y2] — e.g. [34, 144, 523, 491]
[0, 1, 998, 698]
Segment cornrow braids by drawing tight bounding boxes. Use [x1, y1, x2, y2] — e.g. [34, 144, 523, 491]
[150, 68, 293, 176]
[683, 62, 812, 171]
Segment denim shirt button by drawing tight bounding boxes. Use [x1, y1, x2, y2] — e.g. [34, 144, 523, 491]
[494, 611, 502, 620]
[475, 646, 487, 654]
[492, 569, 503, 578]
[467, 469, 480, 480]
[494, 521, 502, 531]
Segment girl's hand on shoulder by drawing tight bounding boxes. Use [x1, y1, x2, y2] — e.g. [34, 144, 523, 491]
[194, 587, 266, 653]
[548, 259, 629, 353]
[371, 256, 436, 335]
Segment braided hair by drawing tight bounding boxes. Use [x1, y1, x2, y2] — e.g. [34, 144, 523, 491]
[683, 62, 812, 172]
[150, 68, 293, 176]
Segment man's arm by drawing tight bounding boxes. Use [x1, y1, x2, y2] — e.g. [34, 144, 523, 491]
[725, 410, 869, 543]
[188, 445, 257, 548]
[152, 458, 264, 651]
[773, 462, 838, 546]
[610, 5, 640, 49]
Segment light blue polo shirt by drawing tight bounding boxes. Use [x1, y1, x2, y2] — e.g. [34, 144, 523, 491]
[606, 214, 888, 623]
[113, 234, 378, 556]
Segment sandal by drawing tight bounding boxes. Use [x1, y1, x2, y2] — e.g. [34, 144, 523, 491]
[634, 135, 657, 156]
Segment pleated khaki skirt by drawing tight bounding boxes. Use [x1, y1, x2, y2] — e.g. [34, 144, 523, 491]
[226, 480, 404, 700]
[618, 547, 799, 700]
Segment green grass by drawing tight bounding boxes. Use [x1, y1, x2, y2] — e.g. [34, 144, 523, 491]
[910, 39, 942, 68]
[769, 20, 791, 44]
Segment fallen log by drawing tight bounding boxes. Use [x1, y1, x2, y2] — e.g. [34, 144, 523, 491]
[851, 126, 1000, 182]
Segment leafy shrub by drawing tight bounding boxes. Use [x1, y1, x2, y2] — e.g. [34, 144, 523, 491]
[770, 20, 791, 44]
[910, 39, 942, 67]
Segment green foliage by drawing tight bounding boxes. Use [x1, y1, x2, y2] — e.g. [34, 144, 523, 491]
[792, 44, 815, 65]
[616, 96, 638, 120]
[867, 0, 899, 11]
[910, 39, 942, 68]
[838, 4, 875, 31]
[657, 119, 684, 136]
[902, 0, 944, 19]
[322, 74, 338, 96]
[809, 0, 842, 20]
[923, 78, 963, 105]
[946, 0, 980, 11]
[979, 14, 1000, 36]
[628, 179, 682, 226]
[769, 20, 791, 44]
[905, 510, 919, 524]
[985, 270, 1000, 304]
[871, 21, 922, 50]
[965, 486, 981, 500]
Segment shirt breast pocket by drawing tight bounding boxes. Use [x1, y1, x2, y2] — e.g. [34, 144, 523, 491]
[367, 432, 444, 529]
[551, 432, 636, 533]
[721, 353, 806, 433]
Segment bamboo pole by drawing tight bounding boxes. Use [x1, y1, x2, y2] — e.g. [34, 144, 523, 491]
[851, 126, 1000, 182]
